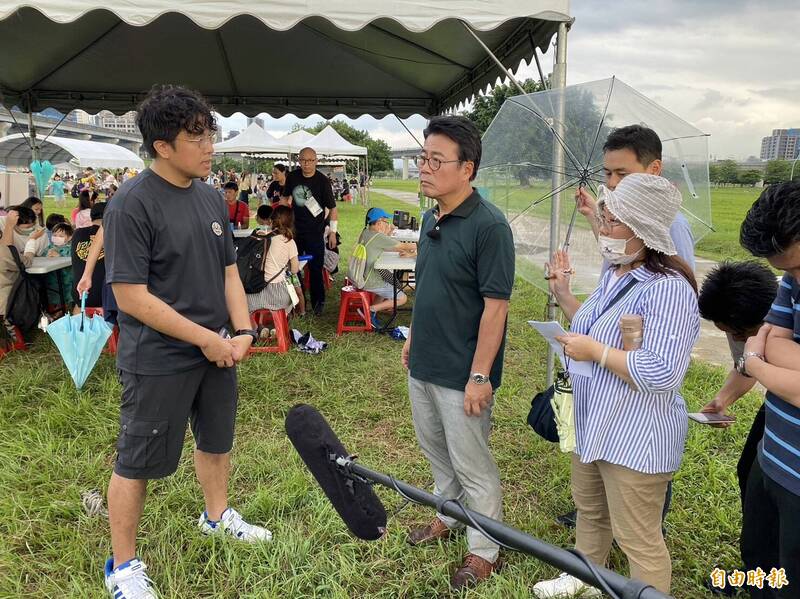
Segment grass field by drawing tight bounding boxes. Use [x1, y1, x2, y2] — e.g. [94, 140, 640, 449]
[374, 179, 762, 264]
[0, 191, 761, 598]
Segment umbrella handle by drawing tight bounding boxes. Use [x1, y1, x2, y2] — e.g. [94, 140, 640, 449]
[80, 291, 87, 332]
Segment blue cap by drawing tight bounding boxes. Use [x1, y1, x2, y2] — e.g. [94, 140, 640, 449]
[366, 207, 392, 224]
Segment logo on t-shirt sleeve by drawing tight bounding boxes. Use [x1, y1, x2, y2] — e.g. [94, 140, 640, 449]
[211, 221, 223, 236]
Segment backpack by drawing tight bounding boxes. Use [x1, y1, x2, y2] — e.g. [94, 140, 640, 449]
[234, 232, 282, 294]
[347, 232, 378, 289]
[4, 246, 41, 332]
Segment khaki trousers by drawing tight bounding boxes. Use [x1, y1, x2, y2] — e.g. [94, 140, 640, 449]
[571, 453, 673, 593]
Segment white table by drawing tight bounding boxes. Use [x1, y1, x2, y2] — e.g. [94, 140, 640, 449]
[373, 251, 416, 330]
[375, 251, 416, 272]
[232, 228, 254, 238]
[27, 256, 72, 309]
[391, 229, 420, 243]
[27, 256, 72, 274]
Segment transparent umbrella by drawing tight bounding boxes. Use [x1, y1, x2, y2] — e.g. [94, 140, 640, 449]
[476, 77, 712, 294]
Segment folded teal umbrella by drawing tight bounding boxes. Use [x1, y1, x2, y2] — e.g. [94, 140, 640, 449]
[30, 160, 55, 198]
[47, 293, 112, 389]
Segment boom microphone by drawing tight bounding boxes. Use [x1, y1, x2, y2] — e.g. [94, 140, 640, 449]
[285, 403, 387, 540]
[286, 404, 673, 599]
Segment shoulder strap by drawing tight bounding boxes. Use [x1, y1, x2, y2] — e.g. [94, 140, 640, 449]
[600, 278, 638, 316]
[6, 245, 27, 274]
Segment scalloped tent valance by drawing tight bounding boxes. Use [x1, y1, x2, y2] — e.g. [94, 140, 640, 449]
[0, 2, 570, 118]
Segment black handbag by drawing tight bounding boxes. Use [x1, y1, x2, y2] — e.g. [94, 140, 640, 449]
[527, 386, 559, 442]
[526, 278, 639, 443]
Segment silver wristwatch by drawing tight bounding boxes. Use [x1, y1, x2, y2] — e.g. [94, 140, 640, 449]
[736, 351, 764, 377]
[470, 372, 490, 385]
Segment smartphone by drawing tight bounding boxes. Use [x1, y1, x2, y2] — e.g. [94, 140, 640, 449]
[688, 412, 736, 425]
[218, 326, 231, 340]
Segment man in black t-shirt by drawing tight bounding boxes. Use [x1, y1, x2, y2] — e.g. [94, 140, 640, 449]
[101, 86, 270, 599]
[281, 147, 338, 315]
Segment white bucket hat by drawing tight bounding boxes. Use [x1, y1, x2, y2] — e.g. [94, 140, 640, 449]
[597, 173, 682, 255]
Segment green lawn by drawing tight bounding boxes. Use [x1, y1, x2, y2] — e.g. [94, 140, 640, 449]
[695, 187, 761, 262]
[371, 179, 420, 193]
[1, 191, 758, 598]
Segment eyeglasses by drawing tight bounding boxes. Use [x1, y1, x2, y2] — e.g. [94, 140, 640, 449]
[595, 210, 622, 229]
[179, 132, 216, 147]
[414, 155, 463, 171]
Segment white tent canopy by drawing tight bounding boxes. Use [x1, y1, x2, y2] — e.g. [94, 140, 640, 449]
[0, 133, 144, 169]
[0, 2, 571, 117]
[308, 126, 368, 156]
[281, 130, 317, 153]
[213, 122, 291, 154]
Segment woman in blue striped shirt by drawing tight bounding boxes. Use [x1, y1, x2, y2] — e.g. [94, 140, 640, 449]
[533, 173, 700, 598]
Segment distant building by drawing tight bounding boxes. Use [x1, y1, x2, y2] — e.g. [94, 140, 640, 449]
[761, 128, 800, 161]
[94, 110, 139, 134]
[72, 110, 94, 125]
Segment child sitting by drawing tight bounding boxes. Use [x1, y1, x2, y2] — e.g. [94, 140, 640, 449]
[45, 222, 75, 312]
[254, 204, 273, 234]
[352, 207, 416, 328]
[245, 206, 303, 319]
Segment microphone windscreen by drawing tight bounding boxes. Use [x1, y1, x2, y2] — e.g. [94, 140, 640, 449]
[285, 404, 387, 541]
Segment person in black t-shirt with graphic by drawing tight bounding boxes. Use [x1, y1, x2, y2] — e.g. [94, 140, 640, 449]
[71, 202, 107, 306]
[101, 85, 270, 599]
[280, 148, 338, 315]
[266, 163, 287, 207]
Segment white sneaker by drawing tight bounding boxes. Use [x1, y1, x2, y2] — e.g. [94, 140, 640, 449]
[533, 572, 602, 598]
[198, 507, 273, 542]
[104, 557, 158, 599]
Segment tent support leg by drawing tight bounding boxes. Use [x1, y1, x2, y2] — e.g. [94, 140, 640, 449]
[462, 19, 569, 386]
[546, 23, 569, 386]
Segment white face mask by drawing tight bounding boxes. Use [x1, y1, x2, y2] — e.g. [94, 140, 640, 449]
[51, 236, 67, 247]
[598, 234, 642, 265]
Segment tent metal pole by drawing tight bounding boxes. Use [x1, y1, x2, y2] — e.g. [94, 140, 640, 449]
[546, 22, 568, 386]
[365, 151, 370, 207]
[28, 110, 40, 164]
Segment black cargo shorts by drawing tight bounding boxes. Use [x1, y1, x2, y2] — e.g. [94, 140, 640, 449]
[113, 362, 238, 479]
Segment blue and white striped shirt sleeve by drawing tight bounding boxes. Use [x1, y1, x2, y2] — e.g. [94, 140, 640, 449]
[626, 278, 699, 394]
[764, 273, 795, 331]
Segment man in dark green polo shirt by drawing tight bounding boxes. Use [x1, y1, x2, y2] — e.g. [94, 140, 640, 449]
[401, 116, 515, 590]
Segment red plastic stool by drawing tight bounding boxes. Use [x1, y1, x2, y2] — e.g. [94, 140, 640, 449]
[83, 307, 119, 354]
[336, 286, 374, 336]
[303, 265, 332, 292]
[11, 325, 26, 351]
[249, 309, 290, 353]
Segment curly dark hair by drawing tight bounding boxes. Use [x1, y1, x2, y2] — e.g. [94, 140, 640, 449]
[698, 261, 777, 331]
[740, 182, 800, 257]
[137, 85, 217, 159]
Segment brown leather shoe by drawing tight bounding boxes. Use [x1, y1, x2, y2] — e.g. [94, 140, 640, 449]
[450, 553, 503, 590]
[407, 518, 451, 545]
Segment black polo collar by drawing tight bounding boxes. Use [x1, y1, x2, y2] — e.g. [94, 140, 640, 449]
[432, 189, 481, 221]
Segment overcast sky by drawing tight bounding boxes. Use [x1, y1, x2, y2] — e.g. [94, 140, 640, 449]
[217, 1, 800, 160]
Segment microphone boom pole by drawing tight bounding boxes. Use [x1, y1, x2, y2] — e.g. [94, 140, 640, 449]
[334, 455, 672, 599]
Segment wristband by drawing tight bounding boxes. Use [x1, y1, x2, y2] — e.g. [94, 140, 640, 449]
[599, 344, 611, 369]
[329, 220, 338, 233]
